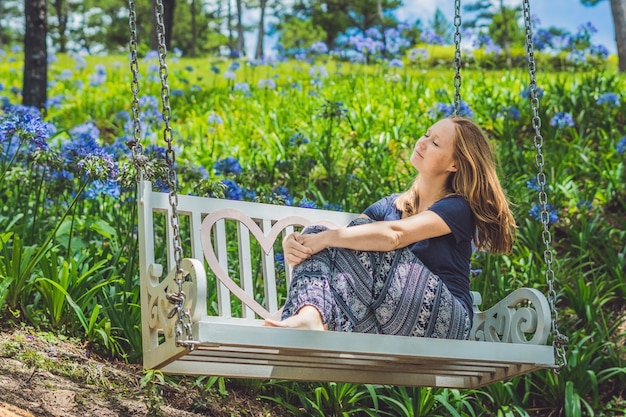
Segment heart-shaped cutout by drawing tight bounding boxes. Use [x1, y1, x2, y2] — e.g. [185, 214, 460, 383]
[201, 208, 325, 319]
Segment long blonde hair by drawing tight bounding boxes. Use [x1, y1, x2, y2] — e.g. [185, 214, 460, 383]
[395, 117, 516, 254]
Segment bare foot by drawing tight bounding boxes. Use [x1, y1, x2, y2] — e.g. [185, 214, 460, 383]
[263, 305, 325, 331]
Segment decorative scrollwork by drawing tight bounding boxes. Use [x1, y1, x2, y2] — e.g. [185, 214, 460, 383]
[144, 258, 206, 340]
[470, 287, 551, 345]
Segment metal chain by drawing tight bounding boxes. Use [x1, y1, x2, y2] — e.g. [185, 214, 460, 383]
[153, 0, 195, 349]
[453, 0, 463, 116]
[127, 0, 147, 179]
[523, 0, 567, 372]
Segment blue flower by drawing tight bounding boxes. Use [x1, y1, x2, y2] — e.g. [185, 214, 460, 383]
[228, 61, 241, 71]
[223, 70, 236, 80]
[208, 113, 224, 125]
[617, 136, 626, 154]
[258, 79, 276, 89]
[213, 157, 242, 176]
[309, 41, 328, 54]
[274, 253, 285, 272]
[388, 59, 403, 68]
[77, 149, 118, 181]
[221, 179, 243, 200]
[288, 133, 309, 146]
[242, 188, 256, 201]
[322, 202, 343, 212]
[550, 112, 574, 129]
[0, 105, 51, 151]
[84, 179, 121, 199]
[498, 106, 520, 120]
[429, 101, 473, 118]
[298, 198, 317, 209]
[576, 200, 593, 211]
[234, 82, 250, 93]
[210, 65, 220, 74]
[596, 93, 620, 107]
[529, 203, 558, 225]
[272, 185, 293, 206]
[420, 29, 445, 46]
[520, 86, 544, 99]
[526, 178, 541, 191]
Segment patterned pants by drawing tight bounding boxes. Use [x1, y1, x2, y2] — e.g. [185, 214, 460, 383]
[281, 218, 471, 339]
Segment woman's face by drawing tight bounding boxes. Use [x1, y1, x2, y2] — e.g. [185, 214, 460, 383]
[410, 118, 458, 176]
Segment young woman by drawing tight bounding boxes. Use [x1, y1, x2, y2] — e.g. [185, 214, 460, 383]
[264, 117, 516, 339]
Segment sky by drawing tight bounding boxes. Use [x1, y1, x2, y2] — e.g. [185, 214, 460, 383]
[396, 0, 616, 52]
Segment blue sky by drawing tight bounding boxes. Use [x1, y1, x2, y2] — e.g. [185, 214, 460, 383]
[398, 0, 616, 52]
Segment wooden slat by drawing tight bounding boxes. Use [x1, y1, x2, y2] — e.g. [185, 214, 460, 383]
[261, 219, 278, 313]
[237, 223, 255, 319]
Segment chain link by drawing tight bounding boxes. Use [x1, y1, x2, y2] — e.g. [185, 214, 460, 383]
[127, 0, 147, 179]
[453, 0, 462, 116]
[523, 0, 567, 372]
[152, 0, 195, 350]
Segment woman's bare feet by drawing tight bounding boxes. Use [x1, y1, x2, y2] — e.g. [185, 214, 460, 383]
[263, 305, 325, 330]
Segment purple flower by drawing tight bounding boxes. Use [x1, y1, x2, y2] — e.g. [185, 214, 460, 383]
[77, 149, 118, 182]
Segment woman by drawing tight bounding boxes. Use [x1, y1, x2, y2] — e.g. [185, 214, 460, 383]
[264, 116, 516, 340]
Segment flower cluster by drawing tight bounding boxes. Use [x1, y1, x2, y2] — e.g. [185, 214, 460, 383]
[0, 105, 52, 153]
[213, 157, 242, 176]
[550, 112, 575, 129]
[529, 203, 559, 225]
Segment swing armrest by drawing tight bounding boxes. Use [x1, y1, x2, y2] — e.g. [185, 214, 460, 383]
[470, 287, 551, 345]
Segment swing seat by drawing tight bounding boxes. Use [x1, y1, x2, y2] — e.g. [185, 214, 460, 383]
[138, 180, 555, 388]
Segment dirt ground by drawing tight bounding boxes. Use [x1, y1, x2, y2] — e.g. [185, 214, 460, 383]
[0, 327, 288, 417]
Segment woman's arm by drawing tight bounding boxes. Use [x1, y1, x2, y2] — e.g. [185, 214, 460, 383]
[282, 214, 370, 266]
[300, 210, 451, 255]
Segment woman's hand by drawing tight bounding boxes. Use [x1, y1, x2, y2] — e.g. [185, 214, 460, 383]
[282, 232, 313, 266]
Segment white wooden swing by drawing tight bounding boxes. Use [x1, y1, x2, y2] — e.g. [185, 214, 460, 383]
[130, 0, 567, 389]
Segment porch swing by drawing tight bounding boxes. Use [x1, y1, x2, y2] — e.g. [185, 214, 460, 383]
[131, 0, 567, 389]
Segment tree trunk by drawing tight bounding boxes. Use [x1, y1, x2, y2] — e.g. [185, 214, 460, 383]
[52, 0, 68, 53]
[227, 0, 234, 56]
[0, 2, 4, 49]
[23, 0, 47, 110]
[610, 0, 626, 72]
[150, 0, 175, 51]
[500, 0, 512, 69]
[254, 0, 266, 59]
[190, 0, 197, 56]
[236, 0, 244, 57]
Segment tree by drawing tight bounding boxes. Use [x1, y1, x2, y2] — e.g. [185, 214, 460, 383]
[49, 0, 70, 52]
[462, 0, 523, 68]
[288, 0, 399, 50]
[150, 0, 175, 51]
[0, 1, 23, 49]
[23, 0, 47, 110]
[430, 8, 453, 43]
[581, 0, 626, 72]
[275, 15, 326, 54]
